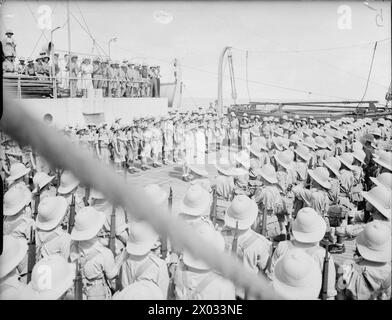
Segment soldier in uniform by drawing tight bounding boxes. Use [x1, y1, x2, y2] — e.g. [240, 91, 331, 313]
[20, 255, 75, 300]
[95, 123, 111, 166]
[92, 57, 103, 97]
[119, 62, 128, 97]
[178, 184, 213, 228]
[112, 125, 127, 173]
[336, 221, 391, 300]
[163, 117, 175, 165]
[212, 158, 236, 230]
[70, 207, 118, 299]
[293, 145, 311, 186]
[16, 57, 26, 74]
[253, 164, 285, 240]
[126, 122, 141, 173]
[0, 236, 28, 300]
[89, 189, 129, 257]
[3, 54, 16, 73]
[101, 59, 109, 97]
[3, 187, 33, 279]
[140, 123, 153, 170]
[35, 196, 71, 261]
[69, 55, 79, 98]
[151, 118, 163, 168]
[274, 150, 297, 237]
[271, 248, 322, 300]
[32, 171, 56, 201]
[25, 59, 36, 76]
[267, 207, 337, 299]
[2, 29, 17, 57]
[117, 221, 169, 298]
[173, 223, 235, 300]
[221, 195, 272, 299]
[57, 170, 85, 228]
[6, 162, 31, 192]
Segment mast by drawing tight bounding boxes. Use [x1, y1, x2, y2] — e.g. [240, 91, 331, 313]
[217, 46, 232, 115]
[67, 0, 71, 57]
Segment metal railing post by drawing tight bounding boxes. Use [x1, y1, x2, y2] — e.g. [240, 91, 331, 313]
[17, 76, 22, 99]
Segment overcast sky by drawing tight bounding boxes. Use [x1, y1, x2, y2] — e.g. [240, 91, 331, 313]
[1, 1, 391, 103]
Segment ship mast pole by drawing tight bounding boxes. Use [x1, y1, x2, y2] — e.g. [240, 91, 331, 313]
[67, 0, 71, 59]
[217, 46, 232, 115]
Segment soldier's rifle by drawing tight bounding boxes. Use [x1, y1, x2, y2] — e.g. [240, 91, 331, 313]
[27, 226, 36, 283]
[55, 168, 63, 196]
[161, 187, 172, 260]
[231, 221, 239, 255]
[74, 259, 83, 300]
[83, 185, 90, 207]
[261, 208, 268, 237]
[209, 186, 217, 227]
[33, 183, 41, 220]
[68, 193, 76, 234]
[321, 240, 330, 300]
[109, 205, 116, 256]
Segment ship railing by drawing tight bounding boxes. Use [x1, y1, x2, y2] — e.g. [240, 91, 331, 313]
[3, 73, 159, 99]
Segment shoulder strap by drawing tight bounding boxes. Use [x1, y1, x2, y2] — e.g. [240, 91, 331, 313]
[239, 232, 259, 252]
[5, 218, 25, 234]
[135, 256, 155, 280]
[194, 272, 216, 296]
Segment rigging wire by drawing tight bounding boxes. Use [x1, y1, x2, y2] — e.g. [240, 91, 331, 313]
[231, 43, 388, 90]
[357, 41, 378, 107]
[245, 50, 251, 102]
[28, 32, 45, 59]
[74, 2, 107, 57]
[113, 44, 350, 100]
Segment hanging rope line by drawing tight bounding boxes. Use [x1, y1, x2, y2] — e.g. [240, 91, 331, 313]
[0, 96, 279, 300]
[357, 41, 378, 107]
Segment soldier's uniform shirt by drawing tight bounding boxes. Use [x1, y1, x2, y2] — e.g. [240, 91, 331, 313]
[267, 240, 337, 299]
[70, 240, 117, 284]
[4, 209, 34, 241]
[292, 185, 330, 217]
[221, 227, 271, 274]
[328, 177, 340, 205]
[339, 169, 354, 197]
[25, 64, 36, 76]
[3, 59, 15, 73]
[35, 227, 71, 261]
[93, 202, 128, 256]
[60, 190, 85, 227]
[214, 175, 235, 200]
[0, 272, 25, 300]
[221, 227, 271, 298]
[2, 35, 17, 56]
[294, 160, 308, 183]
[174, 261, 235, 300]
[351, 165, 364, 202]
[141, 129, 153, 157]
[253, 185, 285, 237]
[316, 149, 332, 166]
[151, 127, 162, 155]
[118, 252, 169, 298]
[339, 260, 391, 300]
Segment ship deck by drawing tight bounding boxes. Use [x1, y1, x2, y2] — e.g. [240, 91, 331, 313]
[122, 145, 356, 270]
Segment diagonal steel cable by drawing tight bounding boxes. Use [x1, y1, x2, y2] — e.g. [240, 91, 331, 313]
[0, 96, 279, 300]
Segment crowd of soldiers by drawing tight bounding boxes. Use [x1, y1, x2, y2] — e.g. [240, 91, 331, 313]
[1, 109, 391, 300]
[2, 29, 161, 98]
